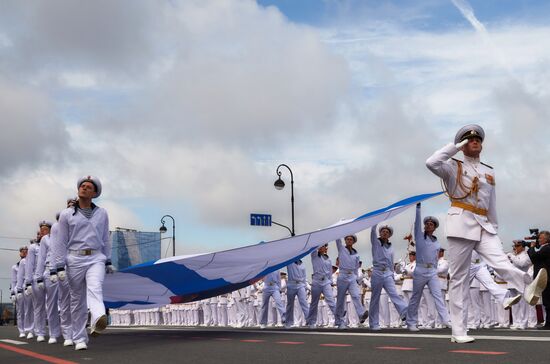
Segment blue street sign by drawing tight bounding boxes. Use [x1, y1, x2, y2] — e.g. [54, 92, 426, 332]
[250, 213, 272, 226]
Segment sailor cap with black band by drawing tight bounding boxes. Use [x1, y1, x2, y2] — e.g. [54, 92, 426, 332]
[345, 234, 357, 242]
[38, 220, 53, 228]
[77, 175, 102, 198]
[423, 216, 439, 229]
[454, 124, 485, 144]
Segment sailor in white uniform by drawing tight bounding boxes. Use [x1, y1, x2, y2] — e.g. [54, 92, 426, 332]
[259, 270, 286, 328]
[368, 225, 407, 330]
[335, 235, 368, 329]
[285, 260, 309, 328]
[12, 246, 29, 337]
[50, 176, 112, 351]
[36, 220, 61, 343]
[426, 124, 546, 342]
[406, 204, 450, 331]
[26, 227, 48, 342]
[306, 244, 337, 328]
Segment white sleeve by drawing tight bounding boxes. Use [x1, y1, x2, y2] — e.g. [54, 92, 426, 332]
[51, 211, 70, 270]
[101, 210, 112, 261]
[426, 143, 459, 180]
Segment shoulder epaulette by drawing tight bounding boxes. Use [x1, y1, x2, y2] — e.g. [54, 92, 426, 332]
[480, 162, 493, 169]
[451, 157, 463, 164]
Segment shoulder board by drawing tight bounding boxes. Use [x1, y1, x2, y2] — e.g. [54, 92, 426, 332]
[480, 162, 493, 169]
[451, 158, 463, 164]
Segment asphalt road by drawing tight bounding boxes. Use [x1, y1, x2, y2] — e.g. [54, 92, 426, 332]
[2, 325, 550, 364]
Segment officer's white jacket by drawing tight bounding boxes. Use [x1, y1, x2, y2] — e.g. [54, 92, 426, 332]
[426, 143, 497, 241]
[51, 205, 111, 269]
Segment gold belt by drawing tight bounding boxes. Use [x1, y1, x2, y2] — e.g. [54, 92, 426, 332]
[451, 201, 488, 216]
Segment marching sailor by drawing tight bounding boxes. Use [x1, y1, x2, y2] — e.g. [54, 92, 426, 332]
[426, 124, 547, 343]
[285, 259, 309, 328]
[50, 176, 112, 350]
[12, 246, 29, 338]
[368, 225, 408, 330]
[36, 219, 61, 343]
[335, 235, 368, 329]
[306, 244, 337, 328]
[405, 204, 450, 331]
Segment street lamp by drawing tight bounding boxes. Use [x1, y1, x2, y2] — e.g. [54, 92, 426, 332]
[274, 164, 295, 236]
[159, 215, 176, 257]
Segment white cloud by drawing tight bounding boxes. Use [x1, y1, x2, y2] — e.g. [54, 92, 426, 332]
[1, 1, 550, 294]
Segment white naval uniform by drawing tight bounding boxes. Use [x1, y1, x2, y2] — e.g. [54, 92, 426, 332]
[401, 261, 415, 304]
[335, 239, 365, 328]
[368, 226, 408, 329]
[285, 261, 309, 327]
[36, 234, 61, 339]
[509, 250, 531, 329]
[406, 205, 450, 328]
[426, 143, 532, 337]
[17, 257, 34, 334]
[260, 271, 285, 326]
[306, 251, 337, 326]
[49, 222, 72, 341]
[26, 241, 46, 337]
[51, 205, 111, 345]
[11, 262, 25, 335]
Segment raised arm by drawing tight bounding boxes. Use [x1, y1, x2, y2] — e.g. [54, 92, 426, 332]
[426, 143, 461, 180]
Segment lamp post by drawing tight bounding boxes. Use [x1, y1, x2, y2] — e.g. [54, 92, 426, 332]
[274, 164, 295, 236]
[159, 215, 176, 257]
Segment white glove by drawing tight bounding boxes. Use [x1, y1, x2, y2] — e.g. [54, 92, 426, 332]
[105, 260, 115, 274]
[455, 139, 468, 149]
[50, 271, 58, 283]
[58, 270, 67, 281]
[10, 294, 16, 303]
[16, 292, 23, 300]
[37, 280, 45, 290]
[24, 285, 33, 296]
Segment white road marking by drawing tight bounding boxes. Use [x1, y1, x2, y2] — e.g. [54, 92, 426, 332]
[107, 326, 550, 342]
[0, 339, 28, 345]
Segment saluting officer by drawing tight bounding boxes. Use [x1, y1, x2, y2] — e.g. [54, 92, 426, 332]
[426, 124, 547, 343]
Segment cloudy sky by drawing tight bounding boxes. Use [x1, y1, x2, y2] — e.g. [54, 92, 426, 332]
[1, 0, 550, 295]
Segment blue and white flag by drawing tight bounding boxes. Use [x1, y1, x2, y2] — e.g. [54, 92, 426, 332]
[103, 192, 443, 309]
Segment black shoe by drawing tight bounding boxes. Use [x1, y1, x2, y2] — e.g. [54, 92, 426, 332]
[360, 310, 369, 324]
[537, 326, 550, 330]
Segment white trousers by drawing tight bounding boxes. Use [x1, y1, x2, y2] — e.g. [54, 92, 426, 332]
[335, 277, 364, 326]
[447, 232, 531, 336]
[67, 254, 106, 344]
[286, 286, 309, 326]
[307, 282, 336, 326]
[260, 290, 285, 325]
[406, 269, 449, 327]
[57, 277, 72, 340]
[32, 282, 47, 336]
[43, 272, 61, 338]
[15, 294, 26, 334]
[369, 274, 407, 329]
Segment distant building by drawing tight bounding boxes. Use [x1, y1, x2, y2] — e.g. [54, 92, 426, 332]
[110, 228, 161, 270]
